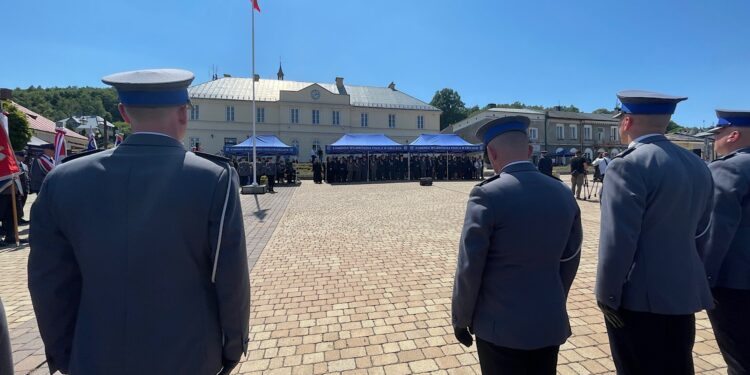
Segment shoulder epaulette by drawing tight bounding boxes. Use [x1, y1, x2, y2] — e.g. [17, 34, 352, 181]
[543, 173, 562, 182]
[477, 174, 500, 186]
[61, 149, 104, 164]
[193, 151, 230, 164]
[613, 147, 636, 160]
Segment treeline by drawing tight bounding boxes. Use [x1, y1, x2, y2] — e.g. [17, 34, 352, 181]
[11, 86, 123, 123]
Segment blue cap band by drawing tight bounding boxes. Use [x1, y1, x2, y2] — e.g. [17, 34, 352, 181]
[483, 122, 527, 145]
[118, 89, 190, 107]
[717, 117, 750, 126]
[620, 102, 678, 115]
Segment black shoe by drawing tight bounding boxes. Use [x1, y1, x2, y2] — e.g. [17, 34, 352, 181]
[18, 219, 30, 225]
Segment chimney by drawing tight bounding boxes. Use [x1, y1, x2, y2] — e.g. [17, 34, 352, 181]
[254, 74, 260, 82]
[335, 77, 346, 95]
[0, 88, 12, 100]
[223, 73, 232, 78]
[388, 82, 396, 91]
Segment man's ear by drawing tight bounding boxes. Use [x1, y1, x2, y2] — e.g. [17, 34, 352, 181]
[727, 129, 741, 143]
[118, 104, 131, 124]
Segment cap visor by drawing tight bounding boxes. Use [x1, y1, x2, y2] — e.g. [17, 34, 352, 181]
[706, 126, 723, 134]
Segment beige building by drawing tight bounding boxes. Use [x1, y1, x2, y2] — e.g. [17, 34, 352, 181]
[186, 72, 441, 156]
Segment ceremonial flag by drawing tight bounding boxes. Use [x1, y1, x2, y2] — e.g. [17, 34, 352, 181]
[0, 116, 20, 182]
[114, 133, 123, 147]
[54, 127, 67, 165]
[0, 110, 8, 136]
[87, 133, 97, 151]
[251, 0, 260, 12]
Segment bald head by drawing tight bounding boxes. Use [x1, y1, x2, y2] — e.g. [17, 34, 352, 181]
[486, 131, 531, 173]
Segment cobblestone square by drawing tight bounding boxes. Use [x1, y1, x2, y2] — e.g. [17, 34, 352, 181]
[0, 181, 728, 374]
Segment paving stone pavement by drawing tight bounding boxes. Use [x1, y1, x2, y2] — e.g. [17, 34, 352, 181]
[0, 181, 730, 374]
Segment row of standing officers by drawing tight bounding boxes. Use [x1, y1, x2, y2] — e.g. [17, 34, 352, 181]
[9, 67, 749, 375]
[452, 91, 750, 374]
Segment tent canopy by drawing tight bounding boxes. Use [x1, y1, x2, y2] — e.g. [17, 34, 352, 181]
[408, 134, 483, 153]
[326, 134, 407, 154]
[224, 135, 297, 156]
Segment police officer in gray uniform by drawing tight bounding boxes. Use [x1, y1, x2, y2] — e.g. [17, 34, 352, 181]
[28, 69, 250, 375]
[699, 109, 750, 374]
[596, 91, 714, 374]
[452, 116, 582, 374]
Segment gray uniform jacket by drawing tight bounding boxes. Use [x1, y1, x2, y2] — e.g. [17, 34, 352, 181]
[698, 147, 750, 289]
[596, 134, 714, 314]
[0, 297, 12, 375]
[452, 162, 582, 350]
[28, 134, 250, 375]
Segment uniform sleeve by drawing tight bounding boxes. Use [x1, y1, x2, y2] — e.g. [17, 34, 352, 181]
[208, 167, 250, 362]
[560, 207, 582, 296]
[452, 186, 493, 329]
[28, 175, 81, 375]
[596, 159, 646, 309]
[700, 162, 747, 287]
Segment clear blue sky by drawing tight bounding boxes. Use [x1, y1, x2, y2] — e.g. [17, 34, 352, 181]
[3, 0, 749, 126]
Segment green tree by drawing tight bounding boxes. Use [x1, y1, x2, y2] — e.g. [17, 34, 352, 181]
[667, 120, 684, 133]
[113, 121, 132, 137]
[2, 101, 33, 151]
[430, 88, 468, 130]
[593, 108, 616, 115]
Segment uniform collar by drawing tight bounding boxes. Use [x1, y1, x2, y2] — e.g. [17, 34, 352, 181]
[121, 133, 185, 148]
[501, 160, 535, 174]
[628, 133, 666, 149]
[721, 146, 750, 159]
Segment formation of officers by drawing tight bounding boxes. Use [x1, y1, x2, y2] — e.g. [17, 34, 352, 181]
[324, 154, 484, 183]
[7, 66, 747, 375]
[452, 91, 750, 375]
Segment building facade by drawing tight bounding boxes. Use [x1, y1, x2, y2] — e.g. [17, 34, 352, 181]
[185, 75, 441, 156]
[446, 108, 622, 164]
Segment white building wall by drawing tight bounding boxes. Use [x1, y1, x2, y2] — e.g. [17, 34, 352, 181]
[186, 94, 440, 156]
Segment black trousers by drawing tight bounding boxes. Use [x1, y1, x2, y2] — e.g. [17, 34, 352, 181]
[708, 288, 750, 375]
[476, 337, 559, 375]
[0, 194, 16, 242]
[605, 309, 695, 375]
[266, 173, 275, 191]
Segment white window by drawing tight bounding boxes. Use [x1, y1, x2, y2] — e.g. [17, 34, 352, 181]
[190, 105, 199, 120]
[224, 137, 237, 146]
[332, 111, 340, 125]
[225, 106, 235, 122]
[556, 124, 565, 140]
[361, 113, 368, 127]
[256, 107, 265, 123]
[528, 127, 538, 140]
[312, 140, 321, 151]
[597, 128, 604, 142]
[291, 139, 300, 151]
[291, 108, 299, 124]
[189, 137, 200, 149]
[611, 126, 619, 141]
[417, 115, 424, 129]
[569, 124, 578, 140]
[388, 114, 396, 128]
[584, 125, 592, 140]
[312, 110, 320, 125]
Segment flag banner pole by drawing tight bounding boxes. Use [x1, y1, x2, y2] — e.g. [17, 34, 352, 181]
[251, 2, 258, 186]
[10, 180, 18, 246]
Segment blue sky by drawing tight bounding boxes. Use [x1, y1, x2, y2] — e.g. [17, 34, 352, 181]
[3, 0, 749, 126]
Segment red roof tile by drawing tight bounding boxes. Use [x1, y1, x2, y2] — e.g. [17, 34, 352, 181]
[9, 101, 88, 140]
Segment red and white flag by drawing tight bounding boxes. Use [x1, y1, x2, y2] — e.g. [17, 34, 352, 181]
[251, 0, 260, 12]
[0, 113, 20, 182]
[54, 127, 67, 165]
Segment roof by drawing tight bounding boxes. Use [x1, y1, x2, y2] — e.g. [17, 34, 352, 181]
[58, 116, 115, 129]
[487, 107, 545, 115]
[666, 133, 708, 142]
[547, 111, 619, 122]
[188, 77, 440, 111]
[9, 102, 87, 140]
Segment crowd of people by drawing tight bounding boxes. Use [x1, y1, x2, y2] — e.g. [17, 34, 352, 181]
[319, 154, 484, 183]
[231, 156, 298, 193]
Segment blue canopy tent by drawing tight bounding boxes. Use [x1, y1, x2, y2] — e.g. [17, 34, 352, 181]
[224, 135, 297, 156]
[408, 134, 483, 153]
[325, 134, 407, 182]
[408, 134, 484, 180]
[325, 134, 407, 154]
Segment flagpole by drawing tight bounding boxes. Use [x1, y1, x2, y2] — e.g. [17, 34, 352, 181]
[10, 181, 18, 247]
[251, 3, 258, 186]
